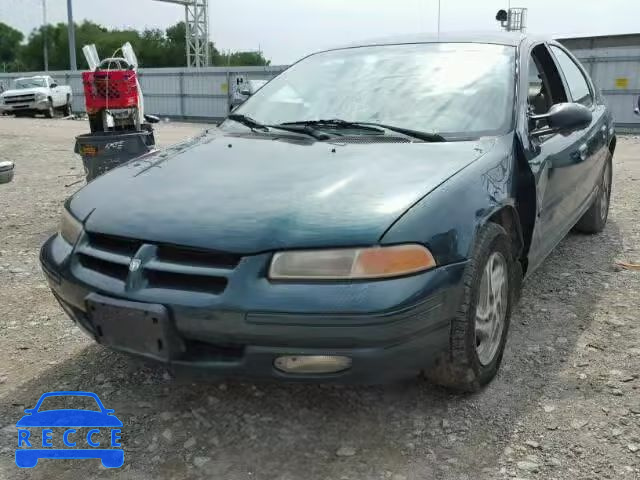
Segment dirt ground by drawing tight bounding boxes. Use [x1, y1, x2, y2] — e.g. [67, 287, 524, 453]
[0, 116, 638, 480]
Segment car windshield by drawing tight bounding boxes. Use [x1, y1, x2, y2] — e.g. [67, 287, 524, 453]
[37, 395, 101, 412]
[229, 43, 516, 139]
[14, 78, 46, 89]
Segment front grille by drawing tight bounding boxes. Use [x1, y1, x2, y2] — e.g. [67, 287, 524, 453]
[146, 270, 227, 294]
[180, 339, 245, 362]
[75, 231, 240, 295]
[156, 245, 241, 270]
[4, 94, 36, 105]
[78, 253, 129, 282]
[86, 232, 142, 257]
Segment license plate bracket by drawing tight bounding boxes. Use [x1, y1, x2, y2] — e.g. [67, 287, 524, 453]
[86, 294, 181, 361]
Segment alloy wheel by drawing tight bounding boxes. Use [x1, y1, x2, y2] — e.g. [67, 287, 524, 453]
[475, 251, 509, 366]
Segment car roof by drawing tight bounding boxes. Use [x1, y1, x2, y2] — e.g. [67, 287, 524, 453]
[331, 31, 549, 50]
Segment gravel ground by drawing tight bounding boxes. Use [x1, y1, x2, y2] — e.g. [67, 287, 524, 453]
[0, 117, 639, 480]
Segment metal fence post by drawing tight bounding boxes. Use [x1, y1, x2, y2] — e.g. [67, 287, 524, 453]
[226, 70, 231, 113]
[179, 72, 185, 119]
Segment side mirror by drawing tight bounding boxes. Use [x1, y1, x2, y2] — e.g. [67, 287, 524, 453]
[239, 88, 252, 97]
[23, 408, 34, 414]
[0, 161, 14, 184]
[530, 102, 592, 137]
[144, 114, 160, 124]
[50, 83, 58, 88]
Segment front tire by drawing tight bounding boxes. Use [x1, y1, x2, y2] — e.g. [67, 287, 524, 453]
[425, 223, 515, 392]
[44, 100, 54, 118]
[63, 95, 72, 116]
[574, 154, 612, 234]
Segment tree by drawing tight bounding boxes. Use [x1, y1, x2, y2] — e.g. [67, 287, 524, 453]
[12, 20, 271, 71]
[0, 22, 23, 70]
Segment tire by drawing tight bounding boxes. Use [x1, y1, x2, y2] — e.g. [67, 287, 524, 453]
[425, 223, 515, 392]
[44, 100, 54, 118]
[63, 95, 72, 116]
[574, 154, 612, 234]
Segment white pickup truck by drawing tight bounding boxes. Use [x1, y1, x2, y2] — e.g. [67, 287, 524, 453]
[0, 76, 73, 118]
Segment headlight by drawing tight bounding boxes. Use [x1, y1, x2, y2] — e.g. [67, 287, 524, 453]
[269, 244, 436, 280]
[36, 93, 47, 101]
[60, 209, 83, 245]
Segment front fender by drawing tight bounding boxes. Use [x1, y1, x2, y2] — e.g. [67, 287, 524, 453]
[380, 134, 517, 266]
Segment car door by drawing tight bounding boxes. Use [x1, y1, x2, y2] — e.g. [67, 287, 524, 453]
[48, 77, 62, 106]
[523, 43, 606, 271]
[548, 44, 610, 200]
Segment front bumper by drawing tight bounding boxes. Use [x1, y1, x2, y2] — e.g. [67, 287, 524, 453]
[40, 233, 468, 383]
[0, 99, 48, 113]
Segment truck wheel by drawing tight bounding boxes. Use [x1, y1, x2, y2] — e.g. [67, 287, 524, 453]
[425, 223, 514, 392]
[63, 96, 72, 116]
[44, 100, 54, 118]
[574, 154, 612, 234]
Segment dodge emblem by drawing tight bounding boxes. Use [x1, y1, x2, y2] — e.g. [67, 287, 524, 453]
[129, 259, 142, 272]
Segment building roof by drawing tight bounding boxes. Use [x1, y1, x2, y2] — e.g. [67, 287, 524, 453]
[557, 33, 640, 49]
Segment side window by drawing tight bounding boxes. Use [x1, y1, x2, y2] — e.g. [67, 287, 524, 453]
[527, 45, 569, 136]
[527, 58, 550, 115]
[550, 46, 593, 107]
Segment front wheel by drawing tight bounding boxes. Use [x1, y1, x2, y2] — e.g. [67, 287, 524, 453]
[44, 100, 54, 119]
[425, 223, 515, 392]
[574, 154, 612, 234]
[63, 96, 72, 116]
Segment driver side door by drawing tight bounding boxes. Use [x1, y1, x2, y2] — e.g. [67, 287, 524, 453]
[524, 43, 607, 272]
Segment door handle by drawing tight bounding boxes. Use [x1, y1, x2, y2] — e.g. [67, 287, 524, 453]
[571, 144, 588, 163]
[579, 144, 588, 161]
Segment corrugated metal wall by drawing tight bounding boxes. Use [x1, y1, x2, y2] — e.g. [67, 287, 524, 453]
[572, 47, 640, 128]
[1, 41, 638, 128]
[0, 66, 286, 121]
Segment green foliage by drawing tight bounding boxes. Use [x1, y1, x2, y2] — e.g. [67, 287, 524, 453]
[0, 22, 24, 70]
[1, 20, 270, 72]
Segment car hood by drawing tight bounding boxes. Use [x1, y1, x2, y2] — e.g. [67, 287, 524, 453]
[71, 132, 497, 253]
[1, 87, 47, 97]
[16, 410, 123, 427]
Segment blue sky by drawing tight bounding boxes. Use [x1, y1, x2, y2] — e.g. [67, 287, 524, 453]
[3, 0, 640, 64]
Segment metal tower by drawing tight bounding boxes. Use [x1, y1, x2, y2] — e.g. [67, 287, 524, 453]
[154, 0, 210, 67]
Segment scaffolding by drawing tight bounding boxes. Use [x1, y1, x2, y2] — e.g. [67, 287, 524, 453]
[154, 0, 210, 67]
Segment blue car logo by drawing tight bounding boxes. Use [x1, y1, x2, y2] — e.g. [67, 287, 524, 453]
[15, 391, 123, 468]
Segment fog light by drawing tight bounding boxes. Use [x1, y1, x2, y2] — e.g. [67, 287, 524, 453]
[274, 355, 352, 374]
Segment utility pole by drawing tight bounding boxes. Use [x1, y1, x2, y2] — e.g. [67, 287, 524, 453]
[67, 0, 77, 70]
[437, 0, 441, 35]
[42, 0, 48, 71]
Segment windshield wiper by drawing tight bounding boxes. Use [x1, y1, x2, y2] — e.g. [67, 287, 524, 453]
[228, 114, 331, 140]
[281, 119, 385, 134]
[357, 122, 447, 142]
[281, 119, 446, 142]
[227, 113, 270, 132]
[268, 124, 331, 141]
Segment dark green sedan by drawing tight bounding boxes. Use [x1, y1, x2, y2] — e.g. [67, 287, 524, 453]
[41, 33, 614, 391]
